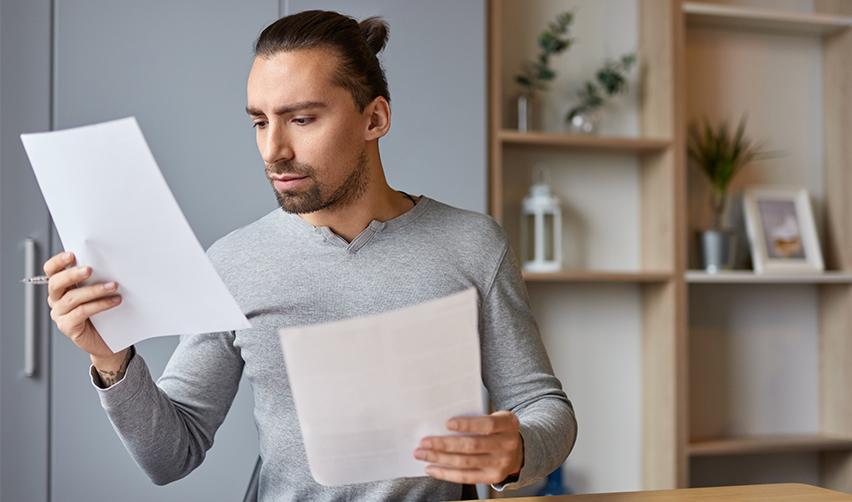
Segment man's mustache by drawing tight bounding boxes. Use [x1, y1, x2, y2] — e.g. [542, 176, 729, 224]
[266, 161, 313, 178]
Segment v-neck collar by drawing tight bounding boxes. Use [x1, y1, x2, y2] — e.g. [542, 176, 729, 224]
[279, 195, 431, 253]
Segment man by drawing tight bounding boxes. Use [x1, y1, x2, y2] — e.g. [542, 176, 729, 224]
[42, 9, 577, 501]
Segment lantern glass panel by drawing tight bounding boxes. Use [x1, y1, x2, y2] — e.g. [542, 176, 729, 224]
[544, 213, 555, 262]
[525, 213, 536, 262]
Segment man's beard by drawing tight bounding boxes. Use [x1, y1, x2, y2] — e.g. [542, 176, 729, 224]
[268, 150, 369, 214]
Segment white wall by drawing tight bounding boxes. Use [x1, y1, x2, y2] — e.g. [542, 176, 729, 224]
[530, 284, 643, 493]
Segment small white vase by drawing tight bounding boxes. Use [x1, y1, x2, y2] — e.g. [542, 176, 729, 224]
[517, 94, 533, 132]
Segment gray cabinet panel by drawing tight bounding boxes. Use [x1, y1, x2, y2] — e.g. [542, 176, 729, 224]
[1, 1, 53, 501]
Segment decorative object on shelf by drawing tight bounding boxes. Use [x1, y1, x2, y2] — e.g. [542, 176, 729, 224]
[688, 115, 769, 272]
[514, 12, 574, 132]
[566, 111, 598, 134]
[743, 187, 824, 274]
[698, 228, 735, 273]
[535, 464, 572, 496]
[516, 93, 532, 132]
[520, 169, 562, 273]
[564, 53, 636, 134]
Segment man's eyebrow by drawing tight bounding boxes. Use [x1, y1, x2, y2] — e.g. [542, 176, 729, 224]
[245, 101, 328, 116]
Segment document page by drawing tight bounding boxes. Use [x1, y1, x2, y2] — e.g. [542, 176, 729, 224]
[20, 117, 251, 352]
[279, 287, 486, 486]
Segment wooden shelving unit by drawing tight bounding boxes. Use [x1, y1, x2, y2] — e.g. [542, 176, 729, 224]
[681, 0, 852, 494]
[524, 270, 672, 283]
[689, 435, 852, 457]
[488, 0, 852, 495]
[683, 2, 852, 35]
[488, 0, 686, 493]
[499, 130, 671, 153]
[685, 271, 852, 284]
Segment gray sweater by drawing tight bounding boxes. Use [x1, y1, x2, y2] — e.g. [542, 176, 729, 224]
[90, 195, 577, 501]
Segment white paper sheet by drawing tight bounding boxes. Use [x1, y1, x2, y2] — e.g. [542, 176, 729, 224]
[278, 287, 486, 486]
[20, 117, 251, 352]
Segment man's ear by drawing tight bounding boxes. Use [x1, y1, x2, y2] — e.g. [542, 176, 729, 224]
[364, 96, 390, 141]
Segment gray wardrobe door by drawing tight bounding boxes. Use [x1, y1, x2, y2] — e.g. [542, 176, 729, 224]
[0, 1, 53, 501]
[286, 0, 487, 214]
[50, 2, 278, 501]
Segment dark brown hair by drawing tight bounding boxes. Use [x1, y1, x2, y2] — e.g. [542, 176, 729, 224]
[254, 10, 390, 112]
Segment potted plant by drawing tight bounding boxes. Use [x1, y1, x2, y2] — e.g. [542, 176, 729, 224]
[688, 115, 769, 272]
[514, 12, 574, 132]
[564, 53, 636, 133]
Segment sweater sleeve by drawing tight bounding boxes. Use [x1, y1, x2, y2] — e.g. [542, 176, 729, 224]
[88, 329, 244, 485]
[479, 242, 578, 492]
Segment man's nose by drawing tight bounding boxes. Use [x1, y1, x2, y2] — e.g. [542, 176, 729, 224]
[261, 124, 295, 163]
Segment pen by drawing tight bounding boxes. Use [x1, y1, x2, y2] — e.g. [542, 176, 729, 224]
[20, 275, 50, 284]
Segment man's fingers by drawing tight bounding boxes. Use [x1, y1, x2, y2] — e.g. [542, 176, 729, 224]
[48, 265, 90, 304]
[419, 412, 524, 486]
[423, 465, 506, 485]
[59, 296, 122, 337]
[420, 434, 488, 454]
[413, 448, 494, 469]
[54, 281, 118, 316]
[447, 411, 518, 434]
[421, 431, 521, 457]
[43, 251, 74, 276]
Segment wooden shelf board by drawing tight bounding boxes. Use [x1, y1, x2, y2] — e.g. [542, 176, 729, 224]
[498, 129, 671, 153]
[688, 434, 852, 457]
[683, 2, 852, 36]
[523, 270, 672, 283]
[685, 270, 852, 284]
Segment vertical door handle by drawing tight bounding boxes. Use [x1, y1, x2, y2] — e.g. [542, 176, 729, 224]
[23, 238, 38, 377]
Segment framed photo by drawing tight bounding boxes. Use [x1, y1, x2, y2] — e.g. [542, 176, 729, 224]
[743, 188, 824, 274]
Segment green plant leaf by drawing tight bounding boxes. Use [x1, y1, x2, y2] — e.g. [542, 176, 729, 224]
[517, 11, 574, 95]
[687, 114, 773, 226]
[538, 66, 556, 81]
[565, 52, 636, 124]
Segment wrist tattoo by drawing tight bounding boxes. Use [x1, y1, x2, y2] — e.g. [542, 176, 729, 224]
[96, 347, 132, 388]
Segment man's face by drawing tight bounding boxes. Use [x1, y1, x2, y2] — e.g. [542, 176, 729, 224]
[247, 48, 370, 214]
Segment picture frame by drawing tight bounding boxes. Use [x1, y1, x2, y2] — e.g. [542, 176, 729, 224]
[743, 187, 824, 274]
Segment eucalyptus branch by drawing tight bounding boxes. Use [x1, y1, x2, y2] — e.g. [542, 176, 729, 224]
[514, 12, 574, 97]
[565, 53, 636, 121]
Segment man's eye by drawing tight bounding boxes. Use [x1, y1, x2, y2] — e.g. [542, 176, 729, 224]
[292, 117, 314, 126]
[252, 121, 267, 129]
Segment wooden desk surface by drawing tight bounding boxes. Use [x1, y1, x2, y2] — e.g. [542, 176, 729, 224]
[480, 483, 852, 501]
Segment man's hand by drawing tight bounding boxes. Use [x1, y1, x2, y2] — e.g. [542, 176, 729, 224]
[414, 410, 524, 485]
[43, 251, 123, 359]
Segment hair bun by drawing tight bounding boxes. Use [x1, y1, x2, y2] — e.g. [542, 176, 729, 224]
[359, 16, 389, 55]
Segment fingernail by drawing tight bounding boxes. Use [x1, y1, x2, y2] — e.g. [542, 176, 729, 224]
[421, 439, 432, 449]
[447, 420, 458, 430]
[104, 282, 116, 290]
[111, 296, 122, 303]
[64, 252, 72, 260]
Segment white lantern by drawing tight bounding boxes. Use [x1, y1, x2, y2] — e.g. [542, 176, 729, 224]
[520, 175, 562, 273]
